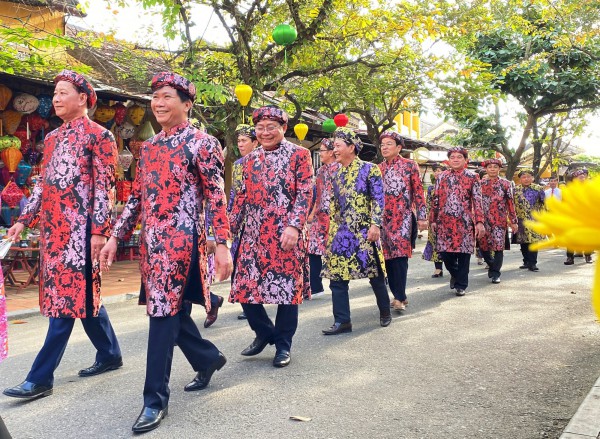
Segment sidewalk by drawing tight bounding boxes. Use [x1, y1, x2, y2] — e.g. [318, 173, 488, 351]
[4, 260, 142, 319]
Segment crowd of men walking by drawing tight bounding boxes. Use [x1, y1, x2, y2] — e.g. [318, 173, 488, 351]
[0, 70, 593, 435]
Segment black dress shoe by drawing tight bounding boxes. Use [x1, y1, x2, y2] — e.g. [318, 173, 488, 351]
[431, 270, 443, 278]
[455, 288, 466, 296]
[241, 337, 272, 356]
[380, 313, 392, 327]
[449, 276, 455, 289]
[78, 357, 123, 377]
[184, 352, 227, 391]
[3, 381, 53, 399]
[237, 312, 247, 320]
[564, 257, 575, 265]
[322, 322, 352, 335]
[273, 350, 291, 368]
[132, 406, 168, 433]
[519, 264, 528, 269]
[529, 265, 539, 272]
[204, 296, 224, 328]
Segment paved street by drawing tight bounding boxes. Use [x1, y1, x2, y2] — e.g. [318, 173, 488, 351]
[0, 246, 598, 439]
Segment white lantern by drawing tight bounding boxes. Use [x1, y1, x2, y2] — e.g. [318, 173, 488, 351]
[12, 93, 39, 114]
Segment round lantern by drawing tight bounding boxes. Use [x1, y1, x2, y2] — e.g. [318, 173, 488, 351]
[127, 105, 145, 126]
[1, 181, 25, 208]
[0, 136, 20, 151]
[1, 110, 23, 134]
[24, 112, 49, 131]
[294, 123, 308, 141]
[118, 121, 136, 139]
[13, 129, 27, 149]
[334, 113, 349, 127]
[0, 85, 12, 111]
[137, 120, 155, 140]
[94, 104, 116, 123]
[13, 93, 39, 114]
[234, 85, 253, 107]
[129, 140, 143, 159]
[36, 94, 53, 118]
[1, 148, 23, 173]
[15, 160, 32, 186]
[272, 24, 297, 46]
[113, 103, 127, 125]
[118, 148, 134, 171]
[322, 118, 337, 133]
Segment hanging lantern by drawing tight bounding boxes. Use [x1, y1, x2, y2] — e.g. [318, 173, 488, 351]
[2, 181, 24, 208]
[127, 104, 145, 126]
[24, 113, 49, 131]
[334, 113, 349, 127]
[13, 93, 39, 114]
[1, 110, 23, 134]
[0, 166, 10, 186]
[322, 119, 337, 133]
[118, 121, 136, 139]
[137, 120, 155, 140]
[13, 129, 27, 150]
[1, 148, 23, 173]
[294, 123, 308, 141]
[0, 135, 20, 151]
[15, 160, 32, 186]
[234, 85, 253, 107]
[0, 85, 12, 111]
[24, 148, 41, 165]
[129, 140, 144, 159]
[94, 104, 116, 123]
[117, 148, 134, 171]
[36, 94, 53, 118]
[272, 24, 297, 46]
[112, 103, 127, 125]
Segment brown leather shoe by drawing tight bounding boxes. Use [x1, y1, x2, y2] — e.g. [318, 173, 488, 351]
[585, 255, 593, 264]
[204, 296, 224, 328]
[322, 322, 352, 335]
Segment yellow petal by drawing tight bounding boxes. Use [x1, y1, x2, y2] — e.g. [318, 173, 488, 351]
[592, 263, 600, 320]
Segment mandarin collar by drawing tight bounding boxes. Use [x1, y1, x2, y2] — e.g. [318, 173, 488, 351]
[161, 121, 190, 137]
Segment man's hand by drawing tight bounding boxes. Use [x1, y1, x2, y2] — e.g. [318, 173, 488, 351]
[5, 222, 25, 242]
[367, 224, 380, 242]
[417, 220, 428, 232]
[280, 226, 299, 251]
[214, 244, 233, 281]
[475, 222, 486, 240]
[91, 234, 107, 264]
[99, 237, 118, 272]
[207, 239, 216, 255]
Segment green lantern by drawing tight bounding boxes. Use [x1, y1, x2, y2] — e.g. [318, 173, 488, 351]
[272, 24, 297, 46]
[322, 119, 337, 133]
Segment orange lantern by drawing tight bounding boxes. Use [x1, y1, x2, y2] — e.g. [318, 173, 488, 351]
[1, 148, 23, 173]
[128, 105, 145, 126]
[94, 104, 116, 123]
[1, 110, 23, 135]
[0, 85, 12, 111]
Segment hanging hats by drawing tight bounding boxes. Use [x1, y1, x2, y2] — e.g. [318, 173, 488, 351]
[447, 146, 468, 159]
[379, 130, 404, 147]
[518, 168, 534, 177]
[235, 124, 257, 140]
[252, 105, 288, 125]
[54, 69, 97, 108]
[333, 127, 363, 154]
[151, 72, 197, 102]
[482, 158, 503, 168]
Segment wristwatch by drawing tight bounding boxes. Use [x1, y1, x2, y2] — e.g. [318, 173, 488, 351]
[216, 239, 232, 249]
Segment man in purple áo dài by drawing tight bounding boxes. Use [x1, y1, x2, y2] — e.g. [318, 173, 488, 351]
[100, 72, 233, 434]
[430, 147, 485, 296]
[479, 159, 518, 284]
[227, 124, 258, 321]
[378, 130, 427, 312]
[308, 138, 340, 298]
[321, 127, 392, 335]
[3, 70, 122, 401]
[564, 168, 593, 265]
[423, 163, 446, 278]
[229, 105, 313, 368]
[514, 168, 545, 272]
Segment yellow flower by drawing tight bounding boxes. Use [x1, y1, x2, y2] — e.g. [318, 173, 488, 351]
[526, 177, 600, 317]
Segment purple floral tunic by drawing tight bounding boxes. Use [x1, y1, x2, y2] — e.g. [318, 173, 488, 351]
[379, 156, 426, 259]
[112, 121, 230, 317]
[479, 177, 518, 252]
[19, 116, 116, 318]
[423, 185, 442, 262]
[228, 140, 313, 305]
[514, 183, 545, 244]
[430, 168, 484, 254]
[308, 161, 340, 255]
[322, 157, 386, 280]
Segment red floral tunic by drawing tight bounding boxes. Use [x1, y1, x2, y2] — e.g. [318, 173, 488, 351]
[479, 177, 518, 252]
[229, 140, 313, 305]
[19, 116, 116, 318]
[308, 161, 340, 255]
[0, 269, 6, 362]
[379, 156, 426, 259]
[430, 168, 484, 254]
[112, 121, 230, 317]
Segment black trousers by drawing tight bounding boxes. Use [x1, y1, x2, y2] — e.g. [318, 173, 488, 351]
[441, 252, 471, 290]
[309, 254, 324, 294]
[385, 257, 408, 302]
[144, 310, 220, 410]
[241, 303, 298, 352]
[520, 243, 538, 267]
[481, 250, 504, 279]
[330, 273, 390, 324]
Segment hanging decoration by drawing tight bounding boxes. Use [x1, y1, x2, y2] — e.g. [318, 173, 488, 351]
[234, 85, 253, 121]
[1, 181, 24, 208]
[1, 148, 23, 173]
[128, 104, 145, 126]
[137, 120, 155, 140]
[0, 85, 12, 111]
[0, 136, 20, 151]
[334, 113, 349, 127]
[1, 110, 23, 135]
[113, 103, 127, 125]
[294, 123, 308, 141]
[24, 113, 49, 131]
[117, 148, 134, 171]
[24, 148, 41, 165]
[36, 94, 53, 118]
[272, 24, 297, 65]
[15, 161, 32, 186]
[118, 121, 136, 139]
[94, 104, 116, 123]
[12, 93, 39, 114]
[322, 118, 337, 133]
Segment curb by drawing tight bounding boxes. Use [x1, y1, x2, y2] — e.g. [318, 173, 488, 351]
[560, 376, 600, 438]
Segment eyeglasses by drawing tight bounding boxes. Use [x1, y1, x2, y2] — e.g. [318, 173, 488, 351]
[318, 149, 330, 153]
[255, 125, 281, 133]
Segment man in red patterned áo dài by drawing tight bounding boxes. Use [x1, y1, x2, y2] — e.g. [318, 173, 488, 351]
[229, 105, 313, 368]
[3, 70, 122, 402]
[100, 72, 233, 434]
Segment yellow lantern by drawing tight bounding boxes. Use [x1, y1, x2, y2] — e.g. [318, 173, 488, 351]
[0, 85, 13, 111]
[234, 85, 253, 106]
[1, 148, 23, 173]
[94, 104, 116, 123]
[1, 110, 23, 135]
[294, 123, 308, 141]
[128, 104, 145, 126]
